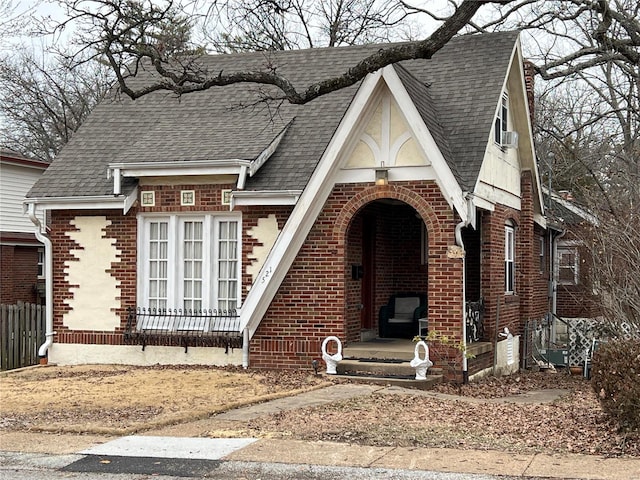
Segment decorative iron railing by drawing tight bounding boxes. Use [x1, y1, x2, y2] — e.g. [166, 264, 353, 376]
[465, 298, 485, 343]
[124, 307, 242, 353]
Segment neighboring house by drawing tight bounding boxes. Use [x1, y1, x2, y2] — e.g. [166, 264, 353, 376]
[545, 189, 601, 319]
[26, 32, 549, 380]
[0, 149, 48, 304]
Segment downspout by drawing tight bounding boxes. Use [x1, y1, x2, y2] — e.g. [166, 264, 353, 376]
[551, 228, 566, 317]
[27, 203, 54, 361]
[456, 194, 476, 384]
[242, 327, 250, 369]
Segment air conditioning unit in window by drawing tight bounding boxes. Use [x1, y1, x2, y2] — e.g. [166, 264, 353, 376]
[501, 131, 519, 149]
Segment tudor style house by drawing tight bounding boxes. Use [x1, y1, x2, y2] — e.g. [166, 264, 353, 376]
[26, 31, 550, 379]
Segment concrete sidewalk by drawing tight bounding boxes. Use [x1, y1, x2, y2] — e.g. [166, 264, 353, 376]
[1, 383, 639, 479]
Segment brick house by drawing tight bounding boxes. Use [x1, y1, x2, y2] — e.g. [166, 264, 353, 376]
[1, 149, 48, 305]
[545, 189, 601, 319]
[26, 32, 550, 379]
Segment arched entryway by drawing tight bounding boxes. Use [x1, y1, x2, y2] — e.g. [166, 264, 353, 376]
[344, 199, 428, 342]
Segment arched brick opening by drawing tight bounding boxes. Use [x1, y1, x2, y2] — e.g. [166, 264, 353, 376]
[334, 184, 450, 342]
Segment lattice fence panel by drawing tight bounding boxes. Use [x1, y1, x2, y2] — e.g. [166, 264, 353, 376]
[567, 318, 598, 367]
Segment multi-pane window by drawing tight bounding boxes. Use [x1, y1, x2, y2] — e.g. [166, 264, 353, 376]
[505, 222, 515, 293]
[558, 246, 579, 285]
[37, 248, 44, 278]
[217, 220, 239, 310]
[494, 93, 509, 145]
[139, 215, 240, 315]
[182, 220, 204, 311]
[148, 220, 168, 309]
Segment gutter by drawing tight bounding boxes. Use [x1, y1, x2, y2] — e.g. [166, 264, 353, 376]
[26, 203, 54, 361]
[455, 194, 476, 384]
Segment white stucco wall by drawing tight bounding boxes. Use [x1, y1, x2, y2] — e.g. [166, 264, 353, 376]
[344, 91, 428, 169]
[246, 214, 280, 288]
[63, 216, 121, 331]
[49, 343, 243, 366]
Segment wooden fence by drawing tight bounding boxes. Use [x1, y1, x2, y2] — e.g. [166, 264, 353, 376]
[0, 303, 45, 370]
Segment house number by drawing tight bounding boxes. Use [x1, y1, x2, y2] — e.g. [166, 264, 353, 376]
[261, 266, 273, 283]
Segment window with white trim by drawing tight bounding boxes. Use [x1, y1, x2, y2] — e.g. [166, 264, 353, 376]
[505, 222, 515, 293]
[494, 93, 509, 145]
[139, 214, 241, 313]
[558, 246, 579, 285]
[37, 248, 45, 278]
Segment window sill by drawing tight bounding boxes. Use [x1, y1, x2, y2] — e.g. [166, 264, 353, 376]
[504, 294, 520, 304]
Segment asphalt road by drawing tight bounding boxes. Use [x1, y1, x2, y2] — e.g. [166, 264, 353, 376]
[0, 451, 572, 480]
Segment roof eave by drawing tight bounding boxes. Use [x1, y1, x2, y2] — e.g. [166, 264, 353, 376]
[24, 188, 138, 215]
[109, 159, 251, 178]
[230, 190, 302, 208]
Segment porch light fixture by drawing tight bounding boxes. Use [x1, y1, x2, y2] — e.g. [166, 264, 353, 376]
[375, 167, 389, 186]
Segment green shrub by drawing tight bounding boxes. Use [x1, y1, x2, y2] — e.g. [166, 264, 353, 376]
[591, 339, 640, 431]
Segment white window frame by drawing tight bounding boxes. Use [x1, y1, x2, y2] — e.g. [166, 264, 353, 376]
[37, 248, 45, 278]
[505, 222, 515, 294]
[137, 213, 242, 318]
[494, 93, 509, 145]
[557, 245, 580, 286]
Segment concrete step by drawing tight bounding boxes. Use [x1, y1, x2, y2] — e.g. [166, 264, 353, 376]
[334, 372, 444, 390]
[334, 358, 443, 390]
[343, 345, 415, 361]
[338, 358, 414, 376]
[338, 359, 443, 377]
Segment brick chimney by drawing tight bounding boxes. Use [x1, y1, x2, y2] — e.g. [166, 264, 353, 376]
[523, 60, 535, 126]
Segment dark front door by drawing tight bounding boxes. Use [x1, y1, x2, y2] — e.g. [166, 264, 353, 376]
[361, 215, 376, 330]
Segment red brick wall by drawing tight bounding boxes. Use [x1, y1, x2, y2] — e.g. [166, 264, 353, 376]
[556, 230, 601, 318]
[520, 172, 549, 324]
[477, 172, 547, 343]
[480, 203, 521, 340]
[345, 214, 363, 339]
[532, 224, 551, 318]
[46, 174, 545, 377]
[250, 181, 463, 370]
[0, 244, 40, 304]
[50, 183, 294, 346]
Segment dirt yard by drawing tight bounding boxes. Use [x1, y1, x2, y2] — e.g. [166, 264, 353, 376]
[1, 365, 638, 458]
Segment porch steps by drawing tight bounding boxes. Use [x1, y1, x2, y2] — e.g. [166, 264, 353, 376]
[335, 358, 443, 390]
[331, 339, 444, 390]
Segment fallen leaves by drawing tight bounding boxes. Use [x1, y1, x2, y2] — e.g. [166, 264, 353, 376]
[246, 373, 639, 458]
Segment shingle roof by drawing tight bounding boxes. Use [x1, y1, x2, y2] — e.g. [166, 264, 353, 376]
[28, 31, 519, 198]
[544, 190, 595, 227]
